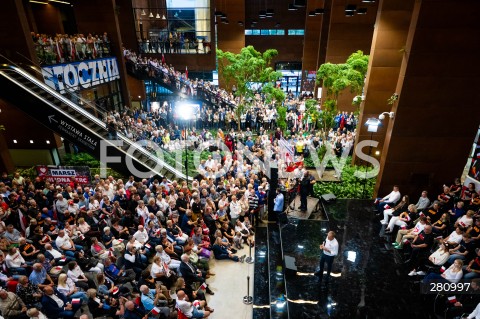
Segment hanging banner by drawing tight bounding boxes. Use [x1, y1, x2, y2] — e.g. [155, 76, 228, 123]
[41, 57, 120, 94]
[35, 165, 91, 185]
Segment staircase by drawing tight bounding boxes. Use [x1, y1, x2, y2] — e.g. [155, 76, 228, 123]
[0, 64, 189, 182]
[126, 60, 236, 109]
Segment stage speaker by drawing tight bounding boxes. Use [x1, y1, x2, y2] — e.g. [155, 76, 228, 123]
[321, 193, 337, 203]
[268, 163, 279, 222]
[284, 255, 297, 276]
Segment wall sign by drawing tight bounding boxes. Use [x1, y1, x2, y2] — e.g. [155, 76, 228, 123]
[36, 165, 91, 185]
[41, 57, 120, 94]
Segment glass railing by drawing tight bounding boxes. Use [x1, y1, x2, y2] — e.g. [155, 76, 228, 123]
[137, 39, 212, 55]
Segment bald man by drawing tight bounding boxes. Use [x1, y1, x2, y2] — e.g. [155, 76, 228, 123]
[176, 290, 211, 318]
[123, 300, 147, 319]
[41, 286, 81, 319]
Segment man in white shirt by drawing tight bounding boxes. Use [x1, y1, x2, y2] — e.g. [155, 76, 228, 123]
[375, 185, 401, 213]
[55, 230, 79, 257]
[133, 225, 149, 244]
[229, 195, 241, 225]
[176, 290, 211, 318]
[315, 231, 339, 285]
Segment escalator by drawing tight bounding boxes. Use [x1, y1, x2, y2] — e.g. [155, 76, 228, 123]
[0, 64, 190, 182]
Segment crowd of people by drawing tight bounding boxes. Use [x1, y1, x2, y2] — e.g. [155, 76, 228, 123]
[375, 180, 480, 318]
[32, 32, 111, 65]
[0, 167, 274, 318]
[137, 31, 211, 55]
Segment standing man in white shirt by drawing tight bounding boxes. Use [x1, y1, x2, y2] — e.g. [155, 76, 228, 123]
[315, 231, 339, 285]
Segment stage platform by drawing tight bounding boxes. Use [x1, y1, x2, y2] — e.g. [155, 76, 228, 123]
[253, 199, 434, 319]
[285, 195, 324, 220]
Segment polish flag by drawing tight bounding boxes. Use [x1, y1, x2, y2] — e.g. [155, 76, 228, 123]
[448, 296, 457, 304]
[71, 298, 81, 304]
[193, 300, 201, 308]
[199, 283, 207, 290]
[161, 53, 165, 65]
[112, 286, 119, 295]
[151, 307, 161, 315]
[185, 66, 188, 78]
[440, 266, 446, 273]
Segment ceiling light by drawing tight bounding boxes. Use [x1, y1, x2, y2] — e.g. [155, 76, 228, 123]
[46, 140, 51, 144]
[30, 140, 34, 144]
[259, 10, 267, 18]
[266, 9, 274, 16]
[345, 11, 355, 17]
[156, 13, 160, 19]
[162, 15, 166, 20]
[238, 21, 244, 26]
[141, 9, 146, 15]
[357, 8, 367, 14]
[49, 0, 70, 4]
[288, 4, 297, 11]
[215, 11, 223, 16]
[30, 0, 48, 4]
[13, 140, 17, 144]
[375, 151, 380, 155]
[345, 4, 357, 12]
[149, 12, 154, 18]
[362, 0, 376, 3]
[315, 8, 325, 15]
[309, 11, 316, 16]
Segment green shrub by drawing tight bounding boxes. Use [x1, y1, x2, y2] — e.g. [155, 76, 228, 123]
[313, 157, 375, 199]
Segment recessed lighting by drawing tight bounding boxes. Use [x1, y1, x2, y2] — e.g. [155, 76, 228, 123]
[30, 140, 34, 144]
[46, 140, 51, 144]
[357, 8, 368, 14]
[13, 140, 17, 144]
[138, 95, 141, 98]
[375, 151, 380, 155]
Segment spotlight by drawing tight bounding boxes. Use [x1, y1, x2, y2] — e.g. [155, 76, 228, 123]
[46, 140, 50, 144]
[30, 140, 34, 144]
[13, 140, 17, 144]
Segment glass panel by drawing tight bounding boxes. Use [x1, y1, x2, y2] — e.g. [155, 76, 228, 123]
[245, 29, 253, 35]
[132, 0, 211, 55]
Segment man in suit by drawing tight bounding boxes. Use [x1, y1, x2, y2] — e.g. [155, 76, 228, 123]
[179, 254, 214, 295]
[41, 285, 82, 319]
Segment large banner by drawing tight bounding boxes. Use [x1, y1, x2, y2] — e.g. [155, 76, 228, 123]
[35, 165, 91, 185]
[41, 57, 120, 94]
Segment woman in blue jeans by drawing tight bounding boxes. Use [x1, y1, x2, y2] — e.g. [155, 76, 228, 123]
[423, 259, 464, 283]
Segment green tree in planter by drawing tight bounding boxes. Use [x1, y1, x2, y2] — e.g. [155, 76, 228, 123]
[217, 46, 285, 130]
[316, 50, 369, 135]
[277, 106, 287, 131]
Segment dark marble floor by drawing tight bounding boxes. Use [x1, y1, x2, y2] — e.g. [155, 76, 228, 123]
[254, 199, 437, 319]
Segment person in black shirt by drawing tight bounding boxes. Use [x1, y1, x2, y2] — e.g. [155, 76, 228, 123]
[406, 225, 434, 273]
[445, 233, 476, 266]
[299, 171, 316, 212]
